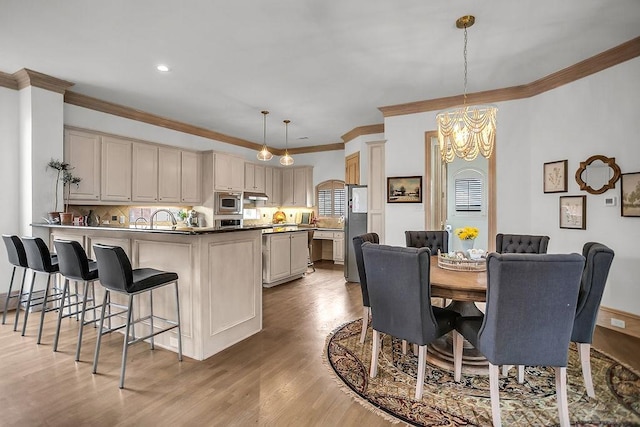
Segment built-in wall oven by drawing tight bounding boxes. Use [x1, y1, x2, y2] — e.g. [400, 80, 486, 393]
[214, 192, 243, 215]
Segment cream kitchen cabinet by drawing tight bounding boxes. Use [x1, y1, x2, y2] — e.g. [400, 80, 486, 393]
[313, 230, 344, 264]
[158, 147, 181, 203]
[264, 166, 282, 207]
[244, 163, 266, 193]
[101, 136, 132, 202]
[181, 151, 201, 204]
[214, 153, 244, 192]
[132, 142, 159, 202]
[281, 166, 313, 207]
[64, 129, 101, 202]
[262, 231, 309, 287]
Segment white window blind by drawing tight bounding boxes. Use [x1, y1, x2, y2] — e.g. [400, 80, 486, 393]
[455, 178, 482, 212]
[316, 180, 345, 217]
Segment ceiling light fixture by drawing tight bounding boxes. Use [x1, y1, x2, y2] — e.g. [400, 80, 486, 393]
[257, 110, 273, 161]
[436, 15, 497, 163]
[280, 119, 294, 166]
[156, 64, 170, 72]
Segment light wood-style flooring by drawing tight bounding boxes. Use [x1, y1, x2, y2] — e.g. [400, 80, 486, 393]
[1, 262, 638, 426]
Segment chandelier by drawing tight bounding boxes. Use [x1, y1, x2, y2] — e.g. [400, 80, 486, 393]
[257, 110, 273, 161]
[280, 119, 294, 166]
[436, 15, 497, 163]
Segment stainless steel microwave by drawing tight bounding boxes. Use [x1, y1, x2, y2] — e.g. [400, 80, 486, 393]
[214, 192, 242, 215]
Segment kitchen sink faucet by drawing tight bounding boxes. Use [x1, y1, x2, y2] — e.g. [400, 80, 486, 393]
[149, 209, 177, 230]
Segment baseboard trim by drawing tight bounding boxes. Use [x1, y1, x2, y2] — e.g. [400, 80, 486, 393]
[597, 306, 640, 339]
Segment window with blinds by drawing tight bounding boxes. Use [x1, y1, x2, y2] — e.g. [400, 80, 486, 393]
[316, 180, 346, 217]
[455, 178, 482, 212]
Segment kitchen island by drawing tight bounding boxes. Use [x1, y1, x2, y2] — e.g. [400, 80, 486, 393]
[33, 223, 264, 361]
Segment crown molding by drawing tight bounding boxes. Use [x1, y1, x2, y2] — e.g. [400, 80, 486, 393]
[286, 142, 345, 155]
[379, 36, 640, 117]
[12, 68, 74, 94]
[0, 71, 18, 90]
[341, 124, 385, 143]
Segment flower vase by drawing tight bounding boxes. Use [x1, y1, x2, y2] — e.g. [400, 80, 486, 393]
[460, 239, 475, 251]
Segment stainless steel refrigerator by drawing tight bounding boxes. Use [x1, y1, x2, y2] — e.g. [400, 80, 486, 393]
[344, 184, 368, 282]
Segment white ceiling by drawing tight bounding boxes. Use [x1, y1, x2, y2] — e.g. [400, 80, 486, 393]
[1, 1, 639, 149]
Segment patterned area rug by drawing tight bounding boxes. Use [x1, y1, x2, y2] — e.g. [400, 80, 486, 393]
[325, 319, 640, 426]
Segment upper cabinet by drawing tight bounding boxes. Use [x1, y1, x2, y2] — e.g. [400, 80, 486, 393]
[244, 163, 266, 193]
[214, 153, 244, 192]
[265, 167, 282, 207]
[101, 136, 132, 202]
[132, 142, 159, 202]
[181, 151, 202, 204]
[282, 166, 313, 207]
[64, 129, 101, 201]
[158, 147, 182, 203]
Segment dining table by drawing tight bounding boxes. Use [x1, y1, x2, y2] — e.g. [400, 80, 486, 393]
[428, 255, 488, 374]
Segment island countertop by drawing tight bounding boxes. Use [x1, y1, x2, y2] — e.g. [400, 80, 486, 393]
[32, 223, 277, 235]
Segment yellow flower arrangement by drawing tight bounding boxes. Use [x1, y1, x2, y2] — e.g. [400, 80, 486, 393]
[455, 226, 479, 240]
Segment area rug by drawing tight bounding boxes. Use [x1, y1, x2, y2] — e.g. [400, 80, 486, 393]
[325, 319, 640, 426]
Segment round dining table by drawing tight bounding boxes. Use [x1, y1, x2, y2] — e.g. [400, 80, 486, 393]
[428, 256, 488, 373]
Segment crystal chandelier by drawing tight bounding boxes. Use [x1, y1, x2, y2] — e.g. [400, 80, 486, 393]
[436, 15, 497, 163]
[257, 110, 273, 161]
[280, 119, 294, 166]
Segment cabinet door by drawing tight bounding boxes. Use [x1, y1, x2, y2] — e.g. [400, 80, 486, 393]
[215, 153, 244, 192]
[101, 137, 132, 202]
[290, 232, 309, 275]
[181, 151, 202, 204]
[253, 164, 266, 193]
[269, 234, 293, 281]
[333, 232, 345, 263]
[158, 147, 181, 203]
[132, 142, 158, 202]
[230, 156, 245, 191]
[244, 163, 256, 191]
[265, 167, 282, 207]
[292, 167, 307, 207]
[281, 168, 294, 206]
[64, 129, 101, 201]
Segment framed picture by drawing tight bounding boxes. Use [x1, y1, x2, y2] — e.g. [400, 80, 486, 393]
[621, 172, 640, 217]
[559, 195, 586, 229]
[544, 160, 568, 193]
[387, 176, 422, 203]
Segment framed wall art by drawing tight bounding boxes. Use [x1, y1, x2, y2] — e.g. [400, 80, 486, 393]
[544, 159, 568, 193]
[387, 176, 422, 203]
[621, 172, 640, 217]
[559, 195, 586, 229]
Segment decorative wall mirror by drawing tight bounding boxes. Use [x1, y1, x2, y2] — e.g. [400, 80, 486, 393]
[575, 154, 621, 194]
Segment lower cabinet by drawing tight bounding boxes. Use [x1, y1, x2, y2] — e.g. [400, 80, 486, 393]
[262, 231, 309, 287]
[313, 230, 344, 264]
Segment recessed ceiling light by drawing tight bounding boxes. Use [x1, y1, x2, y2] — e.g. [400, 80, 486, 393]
[156, 64, 170, 72]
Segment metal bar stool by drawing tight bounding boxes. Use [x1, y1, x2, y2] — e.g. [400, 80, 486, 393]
[21, 237, 63, 343]
[2, 235, 29, 326]
[53, 239, 100, 361]
[92, 244, 182, 389]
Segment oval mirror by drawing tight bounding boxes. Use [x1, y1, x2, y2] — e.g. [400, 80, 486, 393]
[575, 154, 621, 195]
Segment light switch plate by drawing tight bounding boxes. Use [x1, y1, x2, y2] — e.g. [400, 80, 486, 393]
[604, 196, 617, 207]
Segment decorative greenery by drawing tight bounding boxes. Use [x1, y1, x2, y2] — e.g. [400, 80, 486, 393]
[47, 159, 70, 212]
[455, 226, 479, 240]
[61, 169, 82, 213]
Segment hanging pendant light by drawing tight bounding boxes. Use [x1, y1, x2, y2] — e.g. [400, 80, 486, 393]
[280, 119, 294, 166]
[257, 110, 273, 161]
[436, 15, 497, 163]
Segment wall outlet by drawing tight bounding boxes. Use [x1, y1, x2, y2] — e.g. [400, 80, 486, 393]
[610, 318, 626, 328]
[170, 337, 179, 347]
[119, 215, 126, 224]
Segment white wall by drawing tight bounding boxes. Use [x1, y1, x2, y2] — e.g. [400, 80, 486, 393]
[382, 57, 640, 315]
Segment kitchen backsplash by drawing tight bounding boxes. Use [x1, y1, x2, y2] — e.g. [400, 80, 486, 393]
[70, 205, 193, 228]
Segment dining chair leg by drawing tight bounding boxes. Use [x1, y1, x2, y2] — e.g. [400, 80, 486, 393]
[93, 290, 110, 374]
[12, 269, 27, 331]
[556, 366, 570, 427]
[517, 365, 525, 384]
[577, 343, 595, 398]
[415, 345, 427, 400]
[119, 294, 135, 389]
[489, 363, 502, 427]
[454, 331, 463, 382]
[36, 274, 53, 344]
[370, 330, 381, 378]
[359, 306, 369, 344]
[401, 340, 408, 355]
[502, 365, 512, 376]
[21, 271, 37, 336]
[53, 278, 70, 351]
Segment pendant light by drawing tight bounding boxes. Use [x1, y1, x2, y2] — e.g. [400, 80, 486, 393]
[280, 119, 294, 166]
[257, 110, 273, 161]
[436, 15, 497, 163]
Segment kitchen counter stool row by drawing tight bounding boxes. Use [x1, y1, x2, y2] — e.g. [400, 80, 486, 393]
[2, 234, 182, 389]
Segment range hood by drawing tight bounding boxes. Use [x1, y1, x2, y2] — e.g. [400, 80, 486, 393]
[244, 191, 269, 201]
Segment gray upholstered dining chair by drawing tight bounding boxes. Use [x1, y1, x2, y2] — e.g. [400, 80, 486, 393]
[453, 252, 585, 427]
[495, 233, 549, 254]
[405, 230, 449, 254]
[362, 243, 459, 400]
[352, 233, 379, 343]
[571, 242, 614, 398]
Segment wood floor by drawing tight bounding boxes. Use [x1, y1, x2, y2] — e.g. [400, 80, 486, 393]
[1, 262, 638, 426]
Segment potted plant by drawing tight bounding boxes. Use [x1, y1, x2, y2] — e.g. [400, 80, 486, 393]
[46, 159, 70, 223]
[60, 170, 82, 225]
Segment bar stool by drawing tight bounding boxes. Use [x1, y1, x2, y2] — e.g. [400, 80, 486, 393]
[21, 237, 63, 343]
[307, 229, 315, 272]
[2, 235, 28, 327]
[53, 239, 100, 361]
[92, 244, 182, 389]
